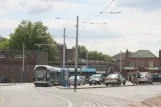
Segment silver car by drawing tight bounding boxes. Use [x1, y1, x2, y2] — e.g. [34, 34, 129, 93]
[104, 74, 126, 86]
[69, 76, 85, 86]
[138, 72, 153, 84]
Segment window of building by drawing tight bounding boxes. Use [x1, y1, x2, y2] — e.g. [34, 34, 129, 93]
[139, 61, 144, 67]
[130, 61, 135, 67]
[15, 55, 26, 58]
[0, 55, 5, 58]
[149, 61, 153, 67]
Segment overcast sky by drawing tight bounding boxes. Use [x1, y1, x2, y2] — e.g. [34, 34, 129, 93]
[0, 0, 161, 56]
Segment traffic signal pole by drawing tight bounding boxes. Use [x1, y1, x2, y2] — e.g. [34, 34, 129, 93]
[74, 16, 79, 92]
[62, 28, 66, 86]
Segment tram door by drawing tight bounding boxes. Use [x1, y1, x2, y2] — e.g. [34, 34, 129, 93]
[54, 72, 61, 85]
[50, 71, 55, 85]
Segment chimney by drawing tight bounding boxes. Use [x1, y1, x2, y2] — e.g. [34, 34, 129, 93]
[126, 49, 129, 58]
[159, 49, 161, 59]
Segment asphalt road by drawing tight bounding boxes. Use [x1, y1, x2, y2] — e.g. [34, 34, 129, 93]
[0, 83, 161, 107]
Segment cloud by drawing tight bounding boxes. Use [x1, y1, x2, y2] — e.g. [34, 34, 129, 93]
[27, 2, 53, 14]
[116, 0, 161, 11]
[1, 0, 161, 56]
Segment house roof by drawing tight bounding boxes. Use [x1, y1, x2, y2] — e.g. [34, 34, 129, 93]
[112, 52, 126, 61]
[112, 51, 134, 61]
[129, 50, 157, 58]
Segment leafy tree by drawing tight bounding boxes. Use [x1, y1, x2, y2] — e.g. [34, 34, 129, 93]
[9, 20, 59, 62]
[74, 45, 112, 62]
[78, 45, 88, 59]
[0, 36, 9, 50]
[72, 45, 88, 59]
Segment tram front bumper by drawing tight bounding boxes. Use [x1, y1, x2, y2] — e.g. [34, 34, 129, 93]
[34, 81, 49, 85]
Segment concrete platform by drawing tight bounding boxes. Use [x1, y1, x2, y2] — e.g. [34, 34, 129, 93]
[57, 81, 134, 89]
[0, 83, 16, 86]
[56, 82, 161, 89]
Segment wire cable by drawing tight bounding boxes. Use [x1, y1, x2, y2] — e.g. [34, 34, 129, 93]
[86, 0, 114, 22]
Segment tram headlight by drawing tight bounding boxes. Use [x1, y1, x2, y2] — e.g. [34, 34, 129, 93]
[44, 79, 46, 81]
[36, 79, 37, 81]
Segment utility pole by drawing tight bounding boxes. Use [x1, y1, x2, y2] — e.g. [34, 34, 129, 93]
[62, 28, 66, 86]
[137, 52, 139, 71]
[86, 51, 88, 67]
[21, 44, 25, 83]
[119, 50, 122, 74]
[74, 16, 79, 92]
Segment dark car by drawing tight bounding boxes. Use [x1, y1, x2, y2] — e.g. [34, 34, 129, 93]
[0, 77, 7, 83]
[89, 74, 104, 85]
[153, 73, 161, 82]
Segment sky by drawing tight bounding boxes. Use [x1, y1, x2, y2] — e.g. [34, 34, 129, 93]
[0, 0, 161, 56]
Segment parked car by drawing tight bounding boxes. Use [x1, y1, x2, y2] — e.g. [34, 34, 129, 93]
[0, 77, 7, 83]
[138, 72, 153, 84]
[69, 76, 86, 86]
[104, 74, 126, 86]
[153, 73, 161, 82]
[89, 74, 104, 85]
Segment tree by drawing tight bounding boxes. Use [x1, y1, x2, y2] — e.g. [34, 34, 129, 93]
[9, 20, 59, 62]
[73, 45, 112, 62]
[78, 45, 88, 59]
[88, 51, 112, 62]
[72, 45, 88, 59]
[0, 36, 9, 50]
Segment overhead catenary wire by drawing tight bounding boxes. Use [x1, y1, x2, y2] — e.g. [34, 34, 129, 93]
[53, 17, 108, 25]
[85, 0, 115, 22]
[53, 0, 114, 25]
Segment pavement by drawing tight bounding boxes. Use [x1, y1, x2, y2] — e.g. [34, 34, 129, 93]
[0, 83, 16, 86]
[1, 83, 161, 107]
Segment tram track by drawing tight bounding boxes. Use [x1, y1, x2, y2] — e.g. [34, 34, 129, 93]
[35, 87, 100, 107]
[35, 86, 143, 107]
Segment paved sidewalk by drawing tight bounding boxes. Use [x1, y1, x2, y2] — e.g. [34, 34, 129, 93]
[56, 82, 161, 89]
[0, 83, 16, 86]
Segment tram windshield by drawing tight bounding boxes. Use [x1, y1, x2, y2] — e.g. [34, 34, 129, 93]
[35, 67, 47, 78]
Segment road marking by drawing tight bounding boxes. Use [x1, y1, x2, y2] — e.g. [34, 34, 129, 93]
[94, 96, 119, 107]
[55, 95, 72, 107]
[83, 102, 91, 107]
[0, 96, 4, 104]
[47, 93, 72, 107]
[105, 95, 143, 107]
[102, 105, 107, 107]
[38, 88, 72, 107]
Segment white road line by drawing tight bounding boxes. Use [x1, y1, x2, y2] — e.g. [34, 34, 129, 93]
[142, 101, 156, 107]
[39, 89, 72, 107]
[47, 93, 72, 107]
[105, 95, 143, 107]
[55, 95, 72, 107]
[83, 102, 91, 107]
[0, 96, 4, 104]
[94, 96, 119, 107]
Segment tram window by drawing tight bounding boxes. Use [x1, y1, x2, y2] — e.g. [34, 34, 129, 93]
[55, 73, 60, 78]
[47, 72, 49, 78]
[50, 72, 54, 78]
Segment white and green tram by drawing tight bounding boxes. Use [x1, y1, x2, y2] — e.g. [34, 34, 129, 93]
[34, 65, 62, 86]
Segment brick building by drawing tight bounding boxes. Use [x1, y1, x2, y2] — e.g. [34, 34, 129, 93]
[112, 50, 134, 73]
[0, 50, 48, 82]
[124, 50, 161, 77]
[113, 49, 161, 78]
[56, 43, 75, 64]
